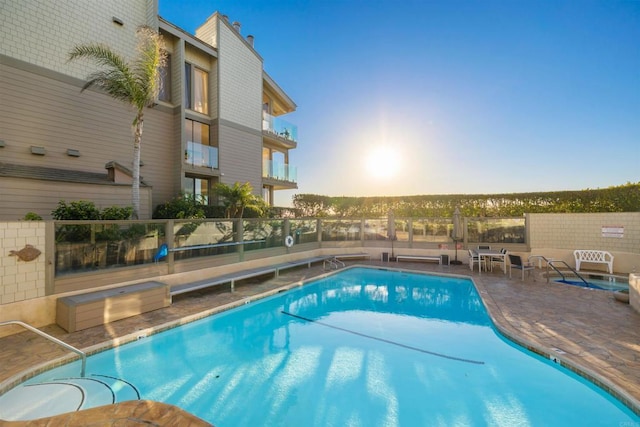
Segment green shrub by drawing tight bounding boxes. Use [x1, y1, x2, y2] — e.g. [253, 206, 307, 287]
[153, 194, 206, 219]
[23, 212, 43, 221]
[52, 200, 101, 220]
[101, 206, 133, 220]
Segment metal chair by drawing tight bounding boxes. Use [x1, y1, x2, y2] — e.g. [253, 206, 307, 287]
[508, 254, 535, 280]
[490, 248, 507, 272]
[468, 249, 482, 271]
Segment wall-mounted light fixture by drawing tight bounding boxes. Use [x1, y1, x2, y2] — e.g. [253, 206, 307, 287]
[0, 140, 5, 148]
[67, 149, 80, 157]
[112, 16, 124, 26]
[30, 146, 46, 155]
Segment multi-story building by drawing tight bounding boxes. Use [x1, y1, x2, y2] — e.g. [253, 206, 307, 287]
[0, 0, 298, 219]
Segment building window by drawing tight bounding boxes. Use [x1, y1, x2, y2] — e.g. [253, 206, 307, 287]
[185, 63, 208, 114]
[185, 119, 217, 168]
[184, 176, 209, 204]
[158, 53, 171, 102]
[262, 185, 272, 206]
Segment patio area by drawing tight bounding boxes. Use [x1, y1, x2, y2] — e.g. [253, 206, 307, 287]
[1, 259, 639, 425]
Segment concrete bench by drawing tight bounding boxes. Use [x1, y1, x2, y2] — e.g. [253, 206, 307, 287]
[573, 250, 614, 274]
[274, 256, 331, 276]
[333, 253, 371, 261]
[396, 254, 449, 265]
[322, 253, 371, 270]
[170, 266, 278, 296]
[56, 281, 170, 333]
[171, 256, 332, 296]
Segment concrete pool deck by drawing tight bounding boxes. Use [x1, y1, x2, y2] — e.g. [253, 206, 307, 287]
[1, 260, 639, 425]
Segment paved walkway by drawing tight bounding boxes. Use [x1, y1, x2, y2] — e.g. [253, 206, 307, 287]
[1, 261, 639, 425]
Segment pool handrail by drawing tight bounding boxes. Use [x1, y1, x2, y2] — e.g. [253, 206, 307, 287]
[0, 320, 86, 377]
[529, 255, 590, 287]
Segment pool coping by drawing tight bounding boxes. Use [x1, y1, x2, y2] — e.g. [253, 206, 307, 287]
[1, 264, 639, 418]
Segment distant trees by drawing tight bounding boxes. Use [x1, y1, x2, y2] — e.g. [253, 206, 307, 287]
[292, 182, 640, 218]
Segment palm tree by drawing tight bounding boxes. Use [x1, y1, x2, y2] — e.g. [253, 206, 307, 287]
[68, 26, 166, 219]
[214, 182, 265, 218]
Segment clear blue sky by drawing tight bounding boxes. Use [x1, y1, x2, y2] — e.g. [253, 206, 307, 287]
[160, 0, 640, 206]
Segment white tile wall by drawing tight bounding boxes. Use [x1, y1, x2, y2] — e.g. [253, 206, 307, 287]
[0, 222, 46, 304]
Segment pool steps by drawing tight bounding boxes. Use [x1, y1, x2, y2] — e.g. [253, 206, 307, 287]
[0, 374, 139, 421]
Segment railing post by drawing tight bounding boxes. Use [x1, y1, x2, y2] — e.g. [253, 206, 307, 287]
[408, 218, 413, 248]
[237, 219, 244, 262]
[166, 219, 175, 274]
[45, 221, 56, 295]
[284, 218, 291, 252]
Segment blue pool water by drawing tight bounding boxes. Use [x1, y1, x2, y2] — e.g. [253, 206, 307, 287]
[554, 276, 629, 291]
[20, 267, 639, 425]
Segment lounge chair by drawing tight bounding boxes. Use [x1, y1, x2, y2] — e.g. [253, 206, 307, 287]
[508, 254, 535, 280]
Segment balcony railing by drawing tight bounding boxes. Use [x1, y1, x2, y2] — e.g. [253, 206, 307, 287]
[185, 141, 218, 169]
[263, 159, 297, 183]
[262, 113, 298, 143]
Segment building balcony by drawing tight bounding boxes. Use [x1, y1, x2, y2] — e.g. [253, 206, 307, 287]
[185, 142, 218, 169]
[262, 113, 297, 149]
[263, 159, 297, 189]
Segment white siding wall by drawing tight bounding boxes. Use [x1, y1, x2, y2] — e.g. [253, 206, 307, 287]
[218, 125, 263, 194]
[0, 0, 149, 80]
[0, 62, 174, 218]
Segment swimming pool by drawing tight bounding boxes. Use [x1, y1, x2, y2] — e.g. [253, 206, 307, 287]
[3, 267, 639, 425]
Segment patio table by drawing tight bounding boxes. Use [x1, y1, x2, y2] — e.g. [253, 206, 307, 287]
[476, 249, 507, 275]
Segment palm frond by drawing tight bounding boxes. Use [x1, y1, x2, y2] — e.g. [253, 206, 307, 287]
[68, 44, 129, 73]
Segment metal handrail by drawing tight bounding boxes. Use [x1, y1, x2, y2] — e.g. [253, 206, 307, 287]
[169, 239, 266, 252]
[548, 260, 591, 287]
[0, 320, 86, 377]
[529, 255, 590, 287]
[528, 255, 565, 281]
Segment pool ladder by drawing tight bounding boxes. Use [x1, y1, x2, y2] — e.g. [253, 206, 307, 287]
[528, 255, 590, 287]
[0, 320, 86, 377]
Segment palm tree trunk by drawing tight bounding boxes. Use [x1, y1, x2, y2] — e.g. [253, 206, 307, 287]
[131, 113, 143, 220]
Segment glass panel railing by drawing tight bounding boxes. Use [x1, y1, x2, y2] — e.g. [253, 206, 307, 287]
[243, 219, 284, 250]
[289, 219, 318, 244]
[172, 219, 237, 260]
[263, 159, 297, 183]
[321, 219, 361, 242]
[363, 219, 387, 241]
[467, 217, 525, 244]
[262, 113, 298, 142]
[185, 141, 218, 169]
[412, 218, 452, 243]
[54, 221, 166, 276]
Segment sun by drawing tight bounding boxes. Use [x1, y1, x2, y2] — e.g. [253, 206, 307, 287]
[365, 146, 400, 179]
